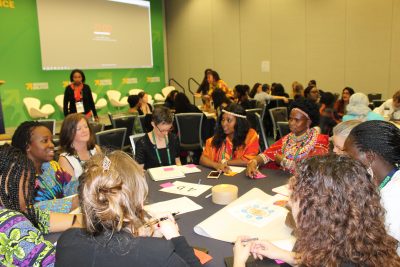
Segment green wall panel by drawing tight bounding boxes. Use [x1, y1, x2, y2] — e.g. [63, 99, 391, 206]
[0, 0, 165, 128]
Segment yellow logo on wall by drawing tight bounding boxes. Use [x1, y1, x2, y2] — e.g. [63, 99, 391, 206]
[0, 0, 15, 8]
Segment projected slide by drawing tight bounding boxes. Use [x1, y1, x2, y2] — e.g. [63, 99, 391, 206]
[36, 0, 153, 70]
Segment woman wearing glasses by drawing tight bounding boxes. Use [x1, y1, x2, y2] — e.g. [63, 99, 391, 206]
[135, 107, 181, 169]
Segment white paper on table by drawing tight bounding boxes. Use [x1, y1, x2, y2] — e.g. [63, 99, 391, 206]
[144, 196, 203, 216]
[160, 181, 212, 197]
[176, 164, 202, 174]
[147, 165, 185, 181]
[227, 166, 246, 174]
[194, 188, 292, 243]
[272, 184, 290, 197]
[271, 237, 296, 252]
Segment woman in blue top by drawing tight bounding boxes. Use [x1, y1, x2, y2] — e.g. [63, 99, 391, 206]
[12, 121, 79, 213]
[343, 92, 384, 122]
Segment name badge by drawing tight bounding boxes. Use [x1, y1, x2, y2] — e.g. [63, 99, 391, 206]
[76, 101, 84, 113]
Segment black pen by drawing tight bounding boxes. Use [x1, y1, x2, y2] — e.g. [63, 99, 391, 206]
[145, 212, 180, 227]
[230, 237, 258, 245]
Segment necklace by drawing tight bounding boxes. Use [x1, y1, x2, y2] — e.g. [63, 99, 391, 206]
[151, 131, 171, 166]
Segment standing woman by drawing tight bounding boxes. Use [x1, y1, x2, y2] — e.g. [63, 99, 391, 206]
[135, 107, 181, 169]
[63, 69, 98, 122]
[58, 113, 101, 180]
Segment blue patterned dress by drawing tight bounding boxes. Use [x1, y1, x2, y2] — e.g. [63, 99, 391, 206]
[34, 161, 78, 213]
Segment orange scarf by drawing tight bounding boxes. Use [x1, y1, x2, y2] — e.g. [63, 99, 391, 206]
[71, 83, 83, 102]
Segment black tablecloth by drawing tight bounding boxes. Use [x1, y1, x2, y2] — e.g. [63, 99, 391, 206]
[46, 166, 290, 267]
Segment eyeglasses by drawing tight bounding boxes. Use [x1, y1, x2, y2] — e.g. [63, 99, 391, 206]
[155, 124, 172, 133]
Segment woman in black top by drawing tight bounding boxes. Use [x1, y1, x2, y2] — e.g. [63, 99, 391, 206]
[56, 151, 201, 267]
[135, 106, 181, 169]
[63, 69, 98, 121]
[138, 92, 153, 115]
[174, 93, 202, 114]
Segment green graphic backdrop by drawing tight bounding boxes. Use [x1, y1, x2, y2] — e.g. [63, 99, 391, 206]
[0, 0, 165, 128]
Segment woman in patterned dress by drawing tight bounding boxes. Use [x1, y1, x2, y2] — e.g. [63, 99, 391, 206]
[11, 121, 79, 213]
[246, 99, 329, 176]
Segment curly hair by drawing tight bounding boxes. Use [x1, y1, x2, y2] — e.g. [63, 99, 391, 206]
[69, 69, 86, 83]
[211, 103, 250, 154]
[346, 120, 400, 167]
[79, 151, 149, 236]
[0, 144, 39, 228]
[290, 154, 400, 266]
[289, 99, 320, 127]
[11, 121, 46, 153]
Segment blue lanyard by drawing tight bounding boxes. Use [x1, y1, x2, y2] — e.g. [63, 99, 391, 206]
[152, 131, 171, 166]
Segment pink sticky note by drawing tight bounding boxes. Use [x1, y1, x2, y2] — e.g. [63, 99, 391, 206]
[254, 172, 267, 179]
[186, 164, 196, 168]
[163, 167, 174, 171]
[160, 182, 174, 188]
[275, 260, 285, 264]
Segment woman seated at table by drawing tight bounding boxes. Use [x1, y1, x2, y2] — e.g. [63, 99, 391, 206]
[200, 104, 259, 172]
[342, 92, 384, 122]
[246, 99, 329, 175]
[344, 120, 400, 248]
[135, 107, 181, 169]
[138, 92, 153, 115]
[0, 145, 82, 266]
[55, 151, 202, 267]
[332, 120, 361, 154]
[207, 70, 233, 98]
[59, 113, 101, 180]
[234, 154, 400, 267]
[11, 121, 79, 213]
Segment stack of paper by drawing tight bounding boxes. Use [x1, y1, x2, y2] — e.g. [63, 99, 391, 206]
[147, 165, 186, 181]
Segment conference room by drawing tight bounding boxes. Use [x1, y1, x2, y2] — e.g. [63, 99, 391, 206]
[1, 0, 400, 266]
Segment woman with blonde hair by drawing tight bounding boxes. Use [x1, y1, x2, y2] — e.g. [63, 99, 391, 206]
[56, 151, 201, 267]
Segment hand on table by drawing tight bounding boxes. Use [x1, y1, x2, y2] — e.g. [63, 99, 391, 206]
[156, 213, 180, 240]
[233, 236, 252, 267]
[246, 159, 258, 178]
[216, 162, 231, 173]
[249, 240, 292, 262]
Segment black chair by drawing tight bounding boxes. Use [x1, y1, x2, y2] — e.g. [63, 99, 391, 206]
[269, 107, 288, 140]
[89, 122, 105, 134]
[128, 133, 146, 158]
[175, 113, 204, 151]
[368, 93, 382, 102]
[38, 119, 56, 135]
[277, 122, 290, 139]
[372, 99, 385, 109]
[255, 113, 269, 151]
[95, 128, 126, 151]
[109, 114, 137, 150]
[245, 108, 262, 130]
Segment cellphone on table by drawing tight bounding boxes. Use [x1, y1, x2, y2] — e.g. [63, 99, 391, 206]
[207, 171, 221, 179]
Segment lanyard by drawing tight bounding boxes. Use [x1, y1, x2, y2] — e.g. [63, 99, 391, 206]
[152, 131, 171, 166]
[379, 168, 398, 190]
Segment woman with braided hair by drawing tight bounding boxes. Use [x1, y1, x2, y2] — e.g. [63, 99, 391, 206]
[344, 120, 400, 252]
[0, 145, 81, 266]
[11, 121, 79, 213]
